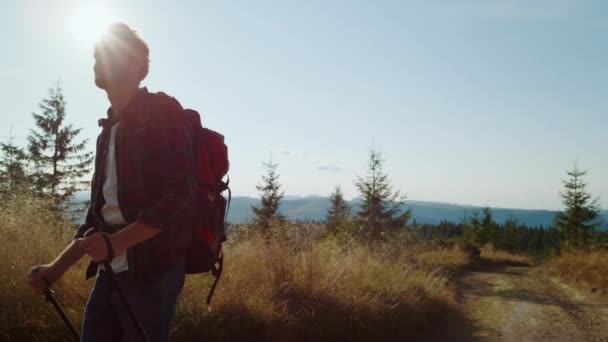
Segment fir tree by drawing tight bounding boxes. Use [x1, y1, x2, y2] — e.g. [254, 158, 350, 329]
[479, 207, 499, 245]
[326, 185, 352, 235]
[354, 149, 411, 240]
[464, 209, 482, 245]
[555, 164, 601, 249]
[251, 155, 284, 232]
[0, 132, 29, 193]
[27, 83, 93, 206]
[501, 217, 519, 251]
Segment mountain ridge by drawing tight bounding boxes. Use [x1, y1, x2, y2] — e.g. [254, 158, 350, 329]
[71, 192, 608, 229]
[229, 196, 608, 229]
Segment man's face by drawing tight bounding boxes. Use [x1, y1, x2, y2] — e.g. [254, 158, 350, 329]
[93, 46, 139, 90]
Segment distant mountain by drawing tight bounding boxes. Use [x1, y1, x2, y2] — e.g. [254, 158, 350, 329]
[236, 197, 608, 230]
[600, 210, 608, 228]
[69, 192, 608, 230]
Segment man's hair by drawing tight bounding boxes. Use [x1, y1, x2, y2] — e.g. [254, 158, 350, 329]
[95, 22, 150, 82]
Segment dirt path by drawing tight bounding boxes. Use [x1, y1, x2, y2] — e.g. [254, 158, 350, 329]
[441, 265, 608, 341]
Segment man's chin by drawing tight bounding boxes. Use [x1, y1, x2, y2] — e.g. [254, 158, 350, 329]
[95, 77, 107, 90]
[95, 78, 106, 89]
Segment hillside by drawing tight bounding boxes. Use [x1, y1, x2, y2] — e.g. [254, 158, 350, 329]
[229, 196, 608, 229]
[70, 193, 608, 229]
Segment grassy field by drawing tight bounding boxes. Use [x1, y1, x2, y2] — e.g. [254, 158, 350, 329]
[479, 244, 532, 267]
[0, 194, 519, 341]
[546, 249, 608, 295]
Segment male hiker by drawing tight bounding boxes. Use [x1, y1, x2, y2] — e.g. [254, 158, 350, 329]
[26, 23, 197, 341]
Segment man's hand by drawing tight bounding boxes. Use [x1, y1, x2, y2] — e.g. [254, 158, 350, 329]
[75, 221, 160, 263]
[26, 264, 64, 295]
[25, 240, 85, 296]
[76, 232, 127, 263]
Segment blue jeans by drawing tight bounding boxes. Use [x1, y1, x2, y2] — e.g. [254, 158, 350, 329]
[80, 259, 186, 342]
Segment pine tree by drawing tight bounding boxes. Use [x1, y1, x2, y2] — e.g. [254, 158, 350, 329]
[27, 83, 93, 206]
[251, 155, 284, 232]
[464, 209, 482, 245]
[354, 149, 411, 240]
[0, 132, 29, 193]
[479, 207, 499, 246]
[555, 164, 601, 249]
[501, 217, 519, 251]
[326, 185, 352, 235]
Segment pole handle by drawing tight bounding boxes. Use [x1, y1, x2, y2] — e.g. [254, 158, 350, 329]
[30, 267, 80, 341]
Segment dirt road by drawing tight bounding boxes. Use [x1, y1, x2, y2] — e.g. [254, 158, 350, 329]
[442, 265, 608, 341]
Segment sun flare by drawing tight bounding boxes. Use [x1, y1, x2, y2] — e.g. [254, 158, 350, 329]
[68, 2, 115, 48]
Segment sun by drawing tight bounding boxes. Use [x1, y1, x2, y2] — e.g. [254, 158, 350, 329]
[68, 2, 116, 48]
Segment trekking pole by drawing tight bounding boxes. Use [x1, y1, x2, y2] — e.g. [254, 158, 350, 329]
[102, 260, 150, 342]
[30, 267, 80, 342]
[84, 229, 150, 342]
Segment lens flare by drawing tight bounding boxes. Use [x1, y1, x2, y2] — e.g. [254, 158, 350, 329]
[68, 2, 115, 48]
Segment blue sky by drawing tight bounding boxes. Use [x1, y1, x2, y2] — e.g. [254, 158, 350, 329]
[1, 0, 606, 210]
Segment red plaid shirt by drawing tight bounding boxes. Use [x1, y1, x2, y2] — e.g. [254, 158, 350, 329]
[75, 87, 197, 288]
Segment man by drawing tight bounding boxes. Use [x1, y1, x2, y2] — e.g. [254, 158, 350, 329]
[26, 23, 197, 341]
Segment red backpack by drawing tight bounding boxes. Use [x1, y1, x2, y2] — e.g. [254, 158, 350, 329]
[181, 108, 230, 305]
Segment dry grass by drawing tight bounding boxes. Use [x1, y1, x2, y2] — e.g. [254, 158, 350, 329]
[1, 193, 475, 341]
[0, 192, 90, 341]
[410, 243, 472, 275]
[547, 250, 608, 295]
[173, 237, 475, 341]
[480, 244, 533, 267]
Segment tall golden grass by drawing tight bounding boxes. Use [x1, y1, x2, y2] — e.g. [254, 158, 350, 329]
[173, 236, 474, 341]
[547, 249, 608, 295]
[480, 244, 532, 267]
[0, 192, 90, 341]
[1, 193, 476, 341]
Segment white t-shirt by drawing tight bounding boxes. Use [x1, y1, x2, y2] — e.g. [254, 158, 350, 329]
[99, 122, 129, 273]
